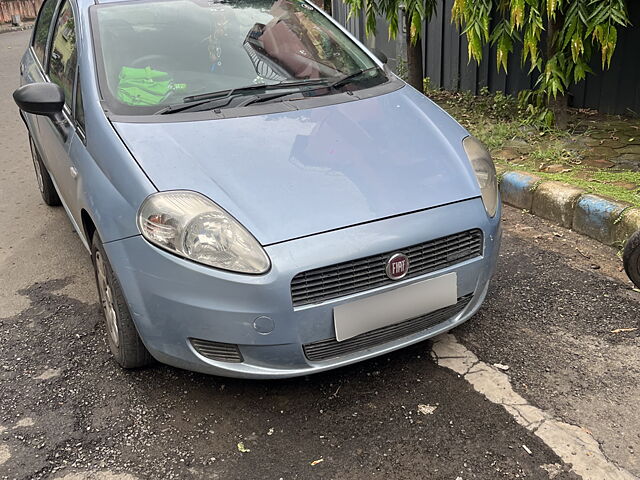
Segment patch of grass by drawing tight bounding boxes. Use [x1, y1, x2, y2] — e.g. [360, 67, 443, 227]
[526, 141, 579, 165]
[473, 122, 523, 150]
[532, 170, 640, 205]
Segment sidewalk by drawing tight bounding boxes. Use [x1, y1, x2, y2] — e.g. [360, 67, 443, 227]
[0, 20, 33, 34]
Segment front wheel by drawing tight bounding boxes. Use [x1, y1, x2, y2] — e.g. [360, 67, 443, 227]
[29, 137, 61, 206]
[623, 230, 640, 289]
[91, 233, 154, 368]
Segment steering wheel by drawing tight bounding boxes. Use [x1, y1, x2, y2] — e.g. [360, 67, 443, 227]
[129, 54, 173, 69]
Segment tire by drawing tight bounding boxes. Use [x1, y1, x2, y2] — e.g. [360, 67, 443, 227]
[29, 136, 61, 206]
[91, 232, 154, 368]
[623, 230, 640, 289]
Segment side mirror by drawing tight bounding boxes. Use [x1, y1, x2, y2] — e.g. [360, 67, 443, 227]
[371, 48, 388, 65]
[13, 82, 65, 117]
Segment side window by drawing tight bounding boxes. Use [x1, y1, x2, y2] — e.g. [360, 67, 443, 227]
[32, 0, 58, 65]
[48, 0, 77, 110]
[75, 73, 85, 132]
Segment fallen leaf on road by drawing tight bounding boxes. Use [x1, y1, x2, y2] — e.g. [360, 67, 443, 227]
[267, 428, 274, 436]
[493, 363, 510, 371]
[610, 328, 638, 334]
[237, 442, 251, 453]
[417, 404, 437, 415]
[576, 248, 590, 259]
[310, 458, 324, 466]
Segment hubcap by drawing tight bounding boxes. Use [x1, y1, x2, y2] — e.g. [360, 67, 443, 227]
[95, 251, 119, 347]
[30, 141, 44, 194]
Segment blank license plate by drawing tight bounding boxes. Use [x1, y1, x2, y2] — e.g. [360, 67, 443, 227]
[333, 273, 457, 342]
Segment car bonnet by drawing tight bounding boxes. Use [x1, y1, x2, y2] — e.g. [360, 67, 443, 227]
[112, 86, 482, 246]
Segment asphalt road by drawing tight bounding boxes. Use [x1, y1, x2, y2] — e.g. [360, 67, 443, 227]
[1, 30, 639, 480]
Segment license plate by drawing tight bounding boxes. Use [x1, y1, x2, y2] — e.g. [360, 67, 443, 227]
[333, 273, 458, 342]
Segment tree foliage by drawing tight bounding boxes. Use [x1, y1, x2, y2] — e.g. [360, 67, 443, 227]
[452, 0, 630, 124]
[344, 0, 437, 44]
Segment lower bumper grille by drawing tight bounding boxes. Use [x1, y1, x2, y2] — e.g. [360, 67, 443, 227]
[190, 338, 243, 363]
[303, 294, 473, 362]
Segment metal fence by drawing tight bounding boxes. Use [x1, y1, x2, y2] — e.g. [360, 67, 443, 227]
[331, 0, 640, 115]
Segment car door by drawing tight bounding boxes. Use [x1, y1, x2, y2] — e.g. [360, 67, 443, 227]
[66, 67, 94, 247]
[22, 0, 59, 135]
[36, 0, 82, 226]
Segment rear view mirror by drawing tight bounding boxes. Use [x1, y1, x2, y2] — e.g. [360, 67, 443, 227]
[371, 48, 388, 65]
[13, 82, 65, 118]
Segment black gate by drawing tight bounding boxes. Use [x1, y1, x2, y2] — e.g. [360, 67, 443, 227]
[331, 0, 640, 115]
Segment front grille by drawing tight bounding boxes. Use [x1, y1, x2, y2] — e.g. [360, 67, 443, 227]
[291, 229, 483, 307]
[303, 294, 472, 362]
[190, 338, 243, 363]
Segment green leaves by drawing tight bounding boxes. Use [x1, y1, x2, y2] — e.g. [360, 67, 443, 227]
[453, 0, 492, 62]
[490, 20, 519, 72]
[510, 0, 525, 27]
[453, 0, 630, 122]
[344, 0, 437, 41]
[592, 23, 618, 68]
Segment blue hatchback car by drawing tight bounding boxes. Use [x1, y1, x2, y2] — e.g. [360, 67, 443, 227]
[14, 0, 501, 378]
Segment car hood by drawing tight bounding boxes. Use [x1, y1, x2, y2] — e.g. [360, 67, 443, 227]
[113, 86, 481, 246]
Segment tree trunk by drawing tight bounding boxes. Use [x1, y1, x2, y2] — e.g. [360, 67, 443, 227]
[548, 94, 568, 129]
[545, 17, 568, 129]
[405, 13, 423, 92]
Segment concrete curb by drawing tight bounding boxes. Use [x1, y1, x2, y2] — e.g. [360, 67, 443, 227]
[499, 170, 640, 247]
[0, 23, 33, 35]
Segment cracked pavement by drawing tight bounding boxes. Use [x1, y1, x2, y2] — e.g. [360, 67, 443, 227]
[1, 29, 639, 479]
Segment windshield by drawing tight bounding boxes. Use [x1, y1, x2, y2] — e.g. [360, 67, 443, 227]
[91, 0, 387, 116]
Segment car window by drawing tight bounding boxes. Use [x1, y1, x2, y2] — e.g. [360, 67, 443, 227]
[32, 0, 59, 65]
[91, 0, 387, 116]
[75, 72, 85, 131]
[48, 0, 77, 110]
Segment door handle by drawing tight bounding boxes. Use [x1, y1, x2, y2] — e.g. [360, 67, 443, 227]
[70, 166, 78, 179]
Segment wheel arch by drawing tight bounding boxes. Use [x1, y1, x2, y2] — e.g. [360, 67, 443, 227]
[81, 208, 97, 245]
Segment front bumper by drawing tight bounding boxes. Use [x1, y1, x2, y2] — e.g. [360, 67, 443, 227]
[104, 197, 501, 378]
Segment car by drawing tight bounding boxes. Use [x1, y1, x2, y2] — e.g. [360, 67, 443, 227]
[623, 230, 640, 288]
[13, 0, 501, 379]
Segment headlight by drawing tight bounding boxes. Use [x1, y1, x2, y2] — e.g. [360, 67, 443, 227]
[463, 136, 498, 217]
[137, 191, 271, 274]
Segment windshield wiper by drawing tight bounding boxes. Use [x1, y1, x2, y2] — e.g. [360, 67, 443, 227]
[156, 79, 331, 115]
[328, 66, 381, 90]
[242, 67, 387, 107]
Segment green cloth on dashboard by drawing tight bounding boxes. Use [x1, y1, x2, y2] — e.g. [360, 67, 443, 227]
[117, 66, 185, 106]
